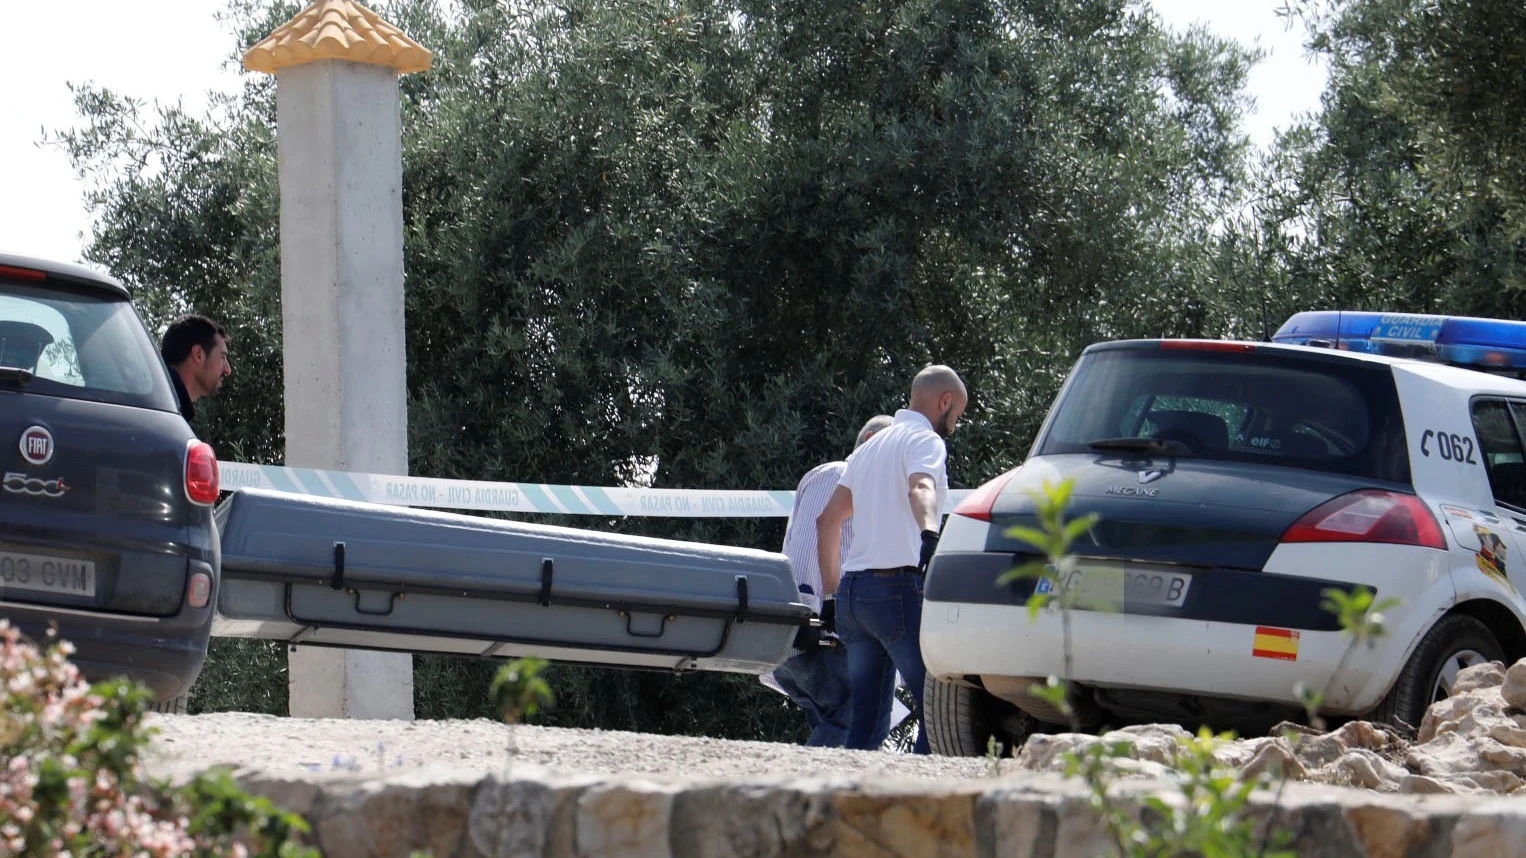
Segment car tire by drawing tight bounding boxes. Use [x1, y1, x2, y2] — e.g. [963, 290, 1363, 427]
[923, 673, 1032, 757]
[1369, 614, 1502, 734]
[149, 693, 190, 715]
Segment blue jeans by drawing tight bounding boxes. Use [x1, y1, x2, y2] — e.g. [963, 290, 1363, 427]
[771, 642, 852, 747]
[836, 570, 930, 754]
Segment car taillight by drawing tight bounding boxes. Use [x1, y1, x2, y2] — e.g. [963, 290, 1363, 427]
[1281, 490, 1446, 550]
[187, 571, 212, 608]
[185, 440, 219, 506]
[952, 466, 1023, 522]
[1159, 340, 1258, 353]
[0, 265, 46, 282]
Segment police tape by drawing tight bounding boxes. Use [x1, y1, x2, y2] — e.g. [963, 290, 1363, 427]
[220, 462, 974, 518]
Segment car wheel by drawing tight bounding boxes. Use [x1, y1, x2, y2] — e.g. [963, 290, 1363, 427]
[1370, 615, 1502, 734]
[923, 673, 1032, 757]
[149, 693, 190, 715]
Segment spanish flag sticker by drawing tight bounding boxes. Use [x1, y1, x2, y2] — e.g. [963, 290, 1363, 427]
[1253, 626, 1299, 661]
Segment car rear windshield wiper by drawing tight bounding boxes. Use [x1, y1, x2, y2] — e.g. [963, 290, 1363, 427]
[1088, 437, 1194, 457]
[0, 366, 34, 387]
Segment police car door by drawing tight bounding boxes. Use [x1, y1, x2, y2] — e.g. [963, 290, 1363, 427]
[1463, 398, 1526, 597]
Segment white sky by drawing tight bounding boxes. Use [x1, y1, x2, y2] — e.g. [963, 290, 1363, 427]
[0, 0, 1327, 268]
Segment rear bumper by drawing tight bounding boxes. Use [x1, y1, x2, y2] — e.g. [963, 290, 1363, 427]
[0, 601, 212, 700]
[0, 532, 216, 618]
[921, 603, 1359, 709]
[921, 543, 1453, 714]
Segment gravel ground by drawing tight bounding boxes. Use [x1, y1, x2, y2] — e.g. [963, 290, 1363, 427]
[142, 713, 995, 785]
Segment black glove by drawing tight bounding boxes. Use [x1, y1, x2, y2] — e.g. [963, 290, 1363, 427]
[820, 598, 837, 635]
[794, 600, 838, 651]
[918, 529, 940, 575]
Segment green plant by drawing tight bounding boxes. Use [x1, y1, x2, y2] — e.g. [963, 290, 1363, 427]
[1067, 727, 1295, 858]
[1294, 586, 1400, 729]
[0, 620, 317, 857]
[174, 769, 321, 857]
[483, 656, 557, 856]
[489, 656, 555, 725]
[985, 735, 1003, 778]
[995, 477, 1100, 730]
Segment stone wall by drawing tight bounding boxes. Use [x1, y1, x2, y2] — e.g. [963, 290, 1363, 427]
[156, 659, 1526, 855]
[233, 763, 1526, 858]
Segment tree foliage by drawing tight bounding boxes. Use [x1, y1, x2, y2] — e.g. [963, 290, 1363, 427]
[51, 0, 1255, 737]
[1245, 0, 1526, 320]
[1318, 0, 1526, 232]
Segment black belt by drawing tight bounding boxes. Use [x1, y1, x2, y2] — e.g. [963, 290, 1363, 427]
[851, 566, 918, 577]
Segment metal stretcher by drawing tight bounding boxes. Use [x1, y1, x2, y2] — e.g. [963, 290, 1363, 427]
[212, 489, 812, 674]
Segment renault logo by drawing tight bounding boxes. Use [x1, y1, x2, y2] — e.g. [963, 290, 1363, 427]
[1138, 468, 1166, 484]
[19, 426, 53, 466]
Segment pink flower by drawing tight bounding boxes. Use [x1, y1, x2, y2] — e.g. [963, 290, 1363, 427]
[38, 702, 65, 729]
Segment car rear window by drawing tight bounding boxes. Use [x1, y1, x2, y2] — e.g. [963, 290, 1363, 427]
[1037, 346, 1411, 484]
[0, 279, 178, 412]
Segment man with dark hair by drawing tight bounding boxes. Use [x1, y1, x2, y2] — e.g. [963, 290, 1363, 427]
[160, 314, 232, 424]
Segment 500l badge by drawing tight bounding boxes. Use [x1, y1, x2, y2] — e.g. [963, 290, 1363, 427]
[2, 472, 69, 498]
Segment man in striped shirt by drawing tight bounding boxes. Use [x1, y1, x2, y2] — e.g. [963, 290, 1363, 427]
[765, 414, 893, 747]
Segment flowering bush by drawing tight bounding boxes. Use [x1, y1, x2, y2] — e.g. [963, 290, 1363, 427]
[0, 620, 317, 857]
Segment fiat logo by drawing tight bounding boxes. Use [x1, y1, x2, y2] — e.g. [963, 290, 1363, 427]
[19, 426, 53, 466]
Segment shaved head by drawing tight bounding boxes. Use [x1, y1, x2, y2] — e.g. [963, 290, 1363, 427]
[909, 364, 967, 438]
[911, 364, 965, 400]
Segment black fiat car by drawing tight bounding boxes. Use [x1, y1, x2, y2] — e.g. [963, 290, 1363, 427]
[0, 252, 219, 709]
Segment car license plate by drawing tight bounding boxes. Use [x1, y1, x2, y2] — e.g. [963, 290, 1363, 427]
[1035, 563, 1191, 609]
[0, 550, 96, 598]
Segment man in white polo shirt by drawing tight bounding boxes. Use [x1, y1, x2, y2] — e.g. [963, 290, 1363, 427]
[816, 365, 967, 753]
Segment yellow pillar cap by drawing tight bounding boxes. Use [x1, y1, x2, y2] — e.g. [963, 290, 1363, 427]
[243, 0, 432, 75]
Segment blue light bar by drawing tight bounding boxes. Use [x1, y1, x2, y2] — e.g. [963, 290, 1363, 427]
[1272, 311, 1526, 373]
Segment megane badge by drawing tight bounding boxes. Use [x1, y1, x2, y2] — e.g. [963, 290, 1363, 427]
[1106, 485, 1159, 497]
[1138, 468, 1165, 484]
[19, 426, 53, 466]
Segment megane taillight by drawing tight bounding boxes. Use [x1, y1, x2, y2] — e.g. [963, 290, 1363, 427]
[185, 440, 220, 506]
[1280, 490, 1446, 550]
[0, 265, 46, 282]
[1158, 340, 1258, 353]
[952, 466, 1023, 522]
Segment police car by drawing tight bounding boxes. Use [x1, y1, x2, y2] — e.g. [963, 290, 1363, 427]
[921, 311, 1526, 755]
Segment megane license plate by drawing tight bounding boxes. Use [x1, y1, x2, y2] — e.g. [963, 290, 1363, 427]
[1035, 563, 1192, 609]
[0, 550, 96, 598]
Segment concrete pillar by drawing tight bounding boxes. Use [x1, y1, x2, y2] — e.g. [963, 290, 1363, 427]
[244, 0, 432, 720]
